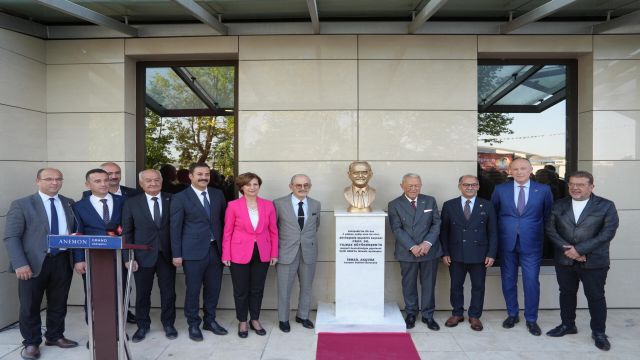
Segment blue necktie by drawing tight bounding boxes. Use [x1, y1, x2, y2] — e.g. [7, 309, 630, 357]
[49, 198, 60, 255]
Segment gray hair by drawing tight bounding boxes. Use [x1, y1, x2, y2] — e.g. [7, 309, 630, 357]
[401, 173, 422, 183]
[458, 174, 478, 183]
[138, 169, 162, 181]
[290, 174, 311, 185]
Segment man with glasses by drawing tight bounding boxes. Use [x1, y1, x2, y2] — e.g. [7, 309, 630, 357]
[274, 174, 321, 332]
[440, 175, 497, 331]
[4, 168, 79, 359]
[388, 173, 442, 330]
[545, 171, 618, 351]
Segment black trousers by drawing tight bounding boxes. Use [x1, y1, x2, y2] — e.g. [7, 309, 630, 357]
[19, 252, 73, 346]
[230, 244, 270, 322]
[449, 261, 487, 318]
[182, 242, 223, 327]
[555, 263, 609, 334]
[133, 252, 176, 329]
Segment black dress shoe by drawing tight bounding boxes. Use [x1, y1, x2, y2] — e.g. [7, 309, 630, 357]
[127, 311, 136, 324]
[132, 327, 148, 343]
[164, 325, 178, 340]
[279, 321, 291, 333]
[546, 324, 578, 337]
[502, 315, 520, 329]
[45, 337, 79, 348]
[21, 345, 40, 360]
[238, 323, 248, 338]
[405, 314, 416, 329]
[249, 321, 267, 336]
[188, 326, 203, 342]
[526, 321, 542, 336]
[592, 333, 611, 351]
[203, 320, 228, 335]
[295, 316, 315, 329]
[422, 317, 440, 331]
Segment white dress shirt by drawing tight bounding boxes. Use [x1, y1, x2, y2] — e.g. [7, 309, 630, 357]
[513, 180, 530, 208]
[90, 193, 113, 219]
[460, 195, 476, 213]
[38, 192, 69, 235]
[145, 193, 162, 221]
[572, 198, 589, 223]
[291, 195, 308, 225]
[191, 185, 209, 207]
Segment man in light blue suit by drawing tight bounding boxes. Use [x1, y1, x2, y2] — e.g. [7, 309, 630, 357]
[491, 158, 553, 336]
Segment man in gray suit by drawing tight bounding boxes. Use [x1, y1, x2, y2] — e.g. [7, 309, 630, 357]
[4, 168, 79, 360]
[388, 173, 442, 330]
[274, 174, 321, 333]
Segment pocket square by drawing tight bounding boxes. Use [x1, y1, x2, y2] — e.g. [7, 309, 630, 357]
[424, 209, 432, 213]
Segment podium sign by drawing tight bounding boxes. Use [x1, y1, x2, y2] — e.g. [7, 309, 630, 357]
[49, 235, 123, 249]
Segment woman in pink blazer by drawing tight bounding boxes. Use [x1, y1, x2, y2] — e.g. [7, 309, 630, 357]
[222, 172, 278, 338]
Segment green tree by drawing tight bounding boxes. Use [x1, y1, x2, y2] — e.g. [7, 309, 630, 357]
[478, 112, 514, 145]
[145, 108, 173, 169]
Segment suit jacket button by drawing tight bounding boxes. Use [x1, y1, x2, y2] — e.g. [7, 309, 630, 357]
[463, 240, 466, 242]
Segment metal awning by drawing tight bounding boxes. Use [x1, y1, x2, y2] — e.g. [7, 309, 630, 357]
[0, 0, 639, 38]
[478, 64, 566, 113]
[145, 65, 234, 118]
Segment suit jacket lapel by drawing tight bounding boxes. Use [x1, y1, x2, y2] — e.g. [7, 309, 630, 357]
[161, 194, 170, 226]
[284, 195, 299, 229]
[575, 196, 595, 225]
[31, 194, 49, 233]
[59, 195, 76, 233]
[187, 188, 209, 221]
[137, 195, 156, 227]
[455, 197, 469, 223]
[413, 195, 425, 226]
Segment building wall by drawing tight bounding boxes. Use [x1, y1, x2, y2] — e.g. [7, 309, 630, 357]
[0, 28, 46, 327]
[0, 31, 638, 327]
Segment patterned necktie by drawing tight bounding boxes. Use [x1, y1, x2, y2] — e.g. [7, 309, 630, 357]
[297, 201, 305, 230]
[100, 198, 110, 224]
[152, 197, 161, 228]
[201, 191, 211, 218]
[410, 200, 416, 209]
[49, 198, 60, 255]
[517, 185, 526, 215]
[464, 199, 471, 220]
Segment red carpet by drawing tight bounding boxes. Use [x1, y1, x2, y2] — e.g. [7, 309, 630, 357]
[316, 332, 420, 360]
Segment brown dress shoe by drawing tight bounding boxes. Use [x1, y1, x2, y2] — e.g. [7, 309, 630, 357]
[444, 316, 464, 327]
[469, 317, 483, 331]
[21, 345, 40, 360]
[45, 337, 79, 348]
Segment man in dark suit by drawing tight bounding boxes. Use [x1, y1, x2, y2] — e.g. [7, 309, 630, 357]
[72, 168, 125, 341]
[4, 168, 79, 359]
[388, 173, 442, 331]
[82, 162, 140, 199]
[81, 162, 139, 323]
[491, 158, 553, 336]
[274, 174, 321, 332]
[545, 171, 618, 351]
[122, 169, 177, 342]
[440, 175, 497, 331]
[170, 162, 227, 341]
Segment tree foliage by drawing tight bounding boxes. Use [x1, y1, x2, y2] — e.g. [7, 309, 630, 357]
[144, 67, 235, 177]
[478, 112, 514, 145]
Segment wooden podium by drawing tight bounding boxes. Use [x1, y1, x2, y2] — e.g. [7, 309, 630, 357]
[49, 235, 149, 360]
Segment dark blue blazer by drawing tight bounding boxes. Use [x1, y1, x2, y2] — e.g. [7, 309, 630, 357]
[170, 187, 225, 261]
[82, 185, 139, 199]
[72, 194, 125, 263]
[491, 180, 553, 254]
[440, 196, 498, 263]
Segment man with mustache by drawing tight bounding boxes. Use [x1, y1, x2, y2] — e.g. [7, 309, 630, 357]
[170, 162, 227, 341]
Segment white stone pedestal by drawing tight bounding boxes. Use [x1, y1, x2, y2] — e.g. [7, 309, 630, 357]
[315, 209, 405, 333]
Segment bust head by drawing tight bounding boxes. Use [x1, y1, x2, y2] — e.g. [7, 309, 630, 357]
[348, 161, 373, 189]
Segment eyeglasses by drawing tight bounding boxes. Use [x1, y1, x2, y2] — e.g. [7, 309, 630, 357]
[293, 184, 311, 189]
[568, 182, 589, 188]
[40, 178, 64, 182]
[461, 183, 479, 187]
